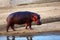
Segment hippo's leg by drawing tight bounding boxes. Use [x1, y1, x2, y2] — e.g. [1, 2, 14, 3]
[10, 24, 15, 31]
[25, 23, 33, 30]
[25, 23, 29, 29]
[29, 23, 33, 30]
[25, 22, 30, 29]
[6, 23, 10, 32]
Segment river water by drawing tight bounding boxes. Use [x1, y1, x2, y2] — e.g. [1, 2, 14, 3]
[0, 32, 60, 40]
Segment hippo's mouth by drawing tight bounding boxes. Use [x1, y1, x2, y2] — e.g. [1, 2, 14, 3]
[37, 23, 42, 25]
[37, 20, 42, 25]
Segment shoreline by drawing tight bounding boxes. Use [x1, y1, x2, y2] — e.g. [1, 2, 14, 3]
[0, 29, 60, 36]
[0, 21, 60, 36]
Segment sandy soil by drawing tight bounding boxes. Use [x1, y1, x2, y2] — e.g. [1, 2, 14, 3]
[0, 21, 60, 36]
[0, 2, 60, 36]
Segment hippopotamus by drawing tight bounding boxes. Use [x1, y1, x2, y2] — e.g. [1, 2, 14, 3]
[6, 11, 41, 32]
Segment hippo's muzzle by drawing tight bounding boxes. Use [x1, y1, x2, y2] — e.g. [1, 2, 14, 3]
[36, 19, 42, 25]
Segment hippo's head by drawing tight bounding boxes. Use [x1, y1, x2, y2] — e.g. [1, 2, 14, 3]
[32, 14, 42, 25]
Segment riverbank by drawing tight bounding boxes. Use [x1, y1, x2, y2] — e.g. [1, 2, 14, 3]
[0, 21, 60, 36]
[0, 2, 60, 36]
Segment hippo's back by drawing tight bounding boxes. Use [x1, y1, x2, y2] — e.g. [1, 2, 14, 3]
[7, 11, 32, 19]
[7, 11, 34, 24]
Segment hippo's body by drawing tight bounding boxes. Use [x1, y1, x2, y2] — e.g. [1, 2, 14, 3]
[6, 11, 41, 32]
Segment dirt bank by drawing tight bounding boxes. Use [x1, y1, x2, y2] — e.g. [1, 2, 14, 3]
[0, 21, 60, 36]
[0, 2, 60, 36]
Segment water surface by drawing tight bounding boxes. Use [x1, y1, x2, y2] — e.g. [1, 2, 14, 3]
[0, 32, 60, 40]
